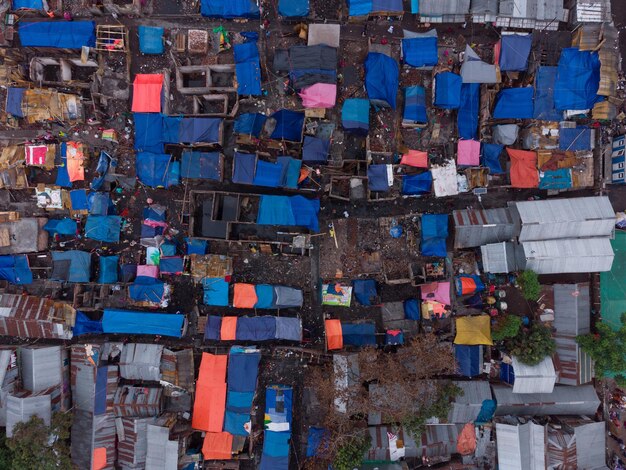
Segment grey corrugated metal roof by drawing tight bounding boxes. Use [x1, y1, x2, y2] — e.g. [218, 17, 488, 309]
[6, 394, 51, 437]
[419, 0, 470, 15]
[448, 381, 492, 423]
[367, 424, 460, 461]
[0, 350, 12, 389]
[145, 425, 178, 470]
[572, 0, 612, 23]
[481, 242, 524, 273]
[119, 344, 163, 382]
[495, 422, 546, 470]
[574, 422, 607, 469]
[510, 196, 615, 242]
[493, 384, 600, 416]
[471, 0, 498, 13]
[20, 346, 62, 394]
[521, 238, 614, 274]
[511, 356, 556, 394]
[453, 208, 516, 249]
[461, 46, 498, 83]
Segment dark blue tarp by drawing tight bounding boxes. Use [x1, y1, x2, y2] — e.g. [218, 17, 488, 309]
[302, 136, 329, 163]
[88, 192, 112, 216]
[70, 189, 88, 210]
[73, 311, 104, 336]
[0, 255, 32, 285]
[129, 276, 166, 303]
[134, 114, 222, 151]
[177, 117, 222, 144]
[386, 330, 404, 345]
[434, 72, 462, 109]
[270, 110, 304, 141]
[136, 152, 180, 188]
[367, 164, 391, 192]
[234, 41, 262, 95]
[421, 214, 448, 257]
[455, 344, 481, 377]
[257, 196, 320, 231]
[181, 151, 221, 180]
[534, 67, 561, 121]
[44, 218, 77, 236]
[403, 37, 438, 67]
[365, 53, 399, 109]
[500, 362, 514, 384]
[493, 87, 534, 119]
[6, 88, 24, 117]
[227, 347, 261, 392]
[134, 113, 164, 153]
[98, 256, 119, 284]
[186, 238, 207, 255]
[56, 142, 71, 188]
[204, 315, 222, 340]
[138, 26, 164, 54]
[539, 169, 572, 190]
[51, 251, 91, 283]
[481, 143, 504, 174]
[12, 0, 43, 9]
[233, 152, 256, 184]
[236, 317, 276, 341]
[278, 157, 301, 189]
[306, 427, 329, 457]
[18, 21, 96, 49]
[347, 0, 372, 15]
[559, 126, 593, 151]
[458, 83, 480, 139]
[234, 113, 266, 137]
[403, 86, 427, 124]
[253, 160, 285, 188]
[279, 0, 308, 16]
[102, 309, 185, 337]
[554, 48, 601, 111]
[500, 34, 532, 72]
[404, 298, 420, 320]
[201, 0, 260, 17]
[84, 216, 122, 243]
[342, 98, 369, 134]
[352, 279, 377, 306]
[160, 257, 184, 274]
[341, 322, 376, 346]
[402, 172, 432, 195]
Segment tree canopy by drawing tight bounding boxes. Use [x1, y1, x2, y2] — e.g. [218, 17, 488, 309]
[577, 313, 626, 386]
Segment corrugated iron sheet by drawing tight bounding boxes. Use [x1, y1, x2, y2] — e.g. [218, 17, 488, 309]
[495, 422, 546, 470]
[419, 0, 470, 15]
[511, 356, 557, 394]
[145, 425, 178, 470]
[113, 386, 162, 417]
[493, 384, 600, 416]
[521, 238, 614, 274]
[6, 394, 51, 437]
[453, 208, 516, 248]
[20, 346, 62, 394]
[481, 242, 523, 273]
[448, 381, 492, 423]
[119, 343, 164, 382]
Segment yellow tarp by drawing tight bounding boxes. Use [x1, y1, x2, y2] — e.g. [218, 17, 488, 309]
[454, 315, 493, 345]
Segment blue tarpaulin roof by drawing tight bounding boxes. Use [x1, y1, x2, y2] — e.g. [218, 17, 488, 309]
[482, 143, 504, 174]
[102, 309, 185, 337]
[303, 136, 329, 164]
[98, 256, 119, 284]
[500, 34, 532, 72]
[234, 113, 266, 137]
[129, 276, 166, 303]
[234, 41, 262, 95]
[85, 216, 122, 243]
[134, 114, 222, 152]
[458, 83, 480, 139]
[365, 53, 399, 109]
[279, 0, 308, 16]
[160, 257, 184, 274]
[560, 126, 593, 151]
[353, 279, 377, 306]
[306, 427, 328, 457]
[134, 113, 165, 153]
[404, 86, 427, 124]
[341, 322, 376, 346]
[539, 169, 572, 190]
[6, 88, 24, 117]
[455, 344, 481, 377]
[233, 152, 256, 184]
[278, 157, 301, 189]
[434, 72, 462, 109]
[253, 160, 286, 188]
[203, 278, 229, 306]
[421, 214, 448, 257]
[270, 110, 304, 141]
[44, 218, 77, 236]
[138, 26, 164, 54]
[201, 0, 260, 17]
[88, 192, 111, 216]
[181, 151, 221, 180]
[18, 21, 96, 48]
[368, 164, 391, 192]
[0, 255, 32, 285]
[236, 317, 276, 341]
[403, 37, 438, 67]
[255, 284, 275, 308]
[402, 172, 432, 195]
[56, 143, 71, 187]
[73, 311, 104, 336]
[136, 152, 180, 188]
[347, 0, 372, 15]
[70, 189, 88, 210]
[12, 0, 43, 9]
[534, 67, 561, 121]
[51, 250, 91, 283]
[554, 48, 601, 111]
[493, 87, 534, 119]
[227, 347, 260, 393]
[404, 298, 420, 320]
[257, 195, 320, 231]
[342, 98, 369, 133]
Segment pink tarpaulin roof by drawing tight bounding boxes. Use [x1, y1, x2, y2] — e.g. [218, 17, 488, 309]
[299, 83, 337, 108]
[420, 281, 451, 305]
[400, 150, 428, 168]
[457, 140, 480, 166]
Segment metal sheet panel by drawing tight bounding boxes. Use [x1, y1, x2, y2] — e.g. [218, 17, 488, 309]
[481, 242, 521, 273]
[6, 394, 51, 437]
[511, 356, 557, 393]
[574, 422, 606, 469]
[493, 384, 600, 416]
[522, 238, 614, 274]
[453, 208, 516, 248]
[119, 343, 164, 382]
[419, 0, 470, 15]
[495, 422, 546, 470]
[20, 346, 62, 393]
[448, 381, 492, 423]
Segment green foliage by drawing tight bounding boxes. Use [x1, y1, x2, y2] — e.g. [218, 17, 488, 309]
[3, 413, 73, 470]
[492, 315, 523, 342]
[402, 382, 462, 439]
[333, 433, 371, 470]
[505, 323, 556, 366]
[517, 270, 541, 301]
[577, 313, 626, 382]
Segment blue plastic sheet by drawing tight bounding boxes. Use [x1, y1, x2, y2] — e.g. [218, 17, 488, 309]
[403, 37, 438, 67]
[181, 151, 221, 180]
[138, 26, 164, 54]
[500, 362, 514, 384]
[44, 218, 77, 236]
[203, 278, 229, 306]
[227, 347, 261, 392]
[475, 399, 496, 424]
[306, 427, 329, 457]
[73, 311, 103, 336]
[434, 72, 462, 109]
[386, 330, 404, 345]
[160, 242, 176, 257]
[421, 214, 448, 257]
[136, 152, 180, 188]
[265, 386, 293, 426]
[201, 0, 260, 17]
[0, 255, 32, 285]
[278, 157, 301, 188]
[402, 172, 432, 195]
[56, 142, 71, 188]
[279, 0, 308, 16]
[365, 53, 399, 109]
[224, 410, 250, 435]
[233, 152, 256, 184]
[559, 127, 593, 151]
[234, 41, 262, 95]
[254, 160, 285, 188]
[160, 257, 184, 274]
[458, 83, 480, 139]
[270, 110, 304, 141]
[257, 196, 320, 231]
[18, 21, 96, 48]
[98, 256, 119, 284]
[539, 169, 572, 190]
[341, 322, 376, 346]
[534, 67, 561, 121]
[493, 87, 534, 119]
[255, 284, 276, 308]
[177, 117, 222, 143]
[129, 276, 166, 303]
[85, 216, 122, 243]
[481, 143, 504, 174]
[367, 164, 391, 192]
[236, 317, 276, 341]
[342, 98, 369, 134]
[347, 0, 372, 15]
[204, 315, 222, 340]
[12, 0, 43, 9]
[88, 192, 112, 216]
[352, 279, 377, 306]
[234, 113, 266, 137]
[227, 390, 255, 412]
[404, 298, 420, 320]
[133, 113, 164, 153]
[70, 189, 88, 210]
[186, 238, 207, 255]
[455, 344, 481, 377]
[554, 48, 601, 111]
[102, 309, 185, 337]
[403, 86, 427, 123]
[263, 431, 290, 458]
[500, 35, 532, 72]
[6, 88, 24, 117]
[51, 251, 91, 283]
[302, 136, 329, 163]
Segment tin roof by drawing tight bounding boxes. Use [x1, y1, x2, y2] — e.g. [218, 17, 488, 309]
[510, 356, 557, 394]
[521, 238, 615, 274]
[453, 207, 517, 249]
[493, 384, 600, 416]
[495, 422, 546, 470]
[448, 381, 492, 423]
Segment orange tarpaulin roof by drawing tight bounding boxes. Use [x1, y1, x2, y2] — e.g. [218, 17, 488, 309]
[192, 353, 228, 432]
[202, 432, 233, 460]
[507, 148, 538, 188]
[233, 283, 257, 308]
[220, 316, 238, 341]
[131, 74, 163, 113]
[401, 150, 428, 168]
[92, 447, 107, 470]
[325, 319, 343, 350]
[66, 141, 85, 182]
[457, 423, 477, 455]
